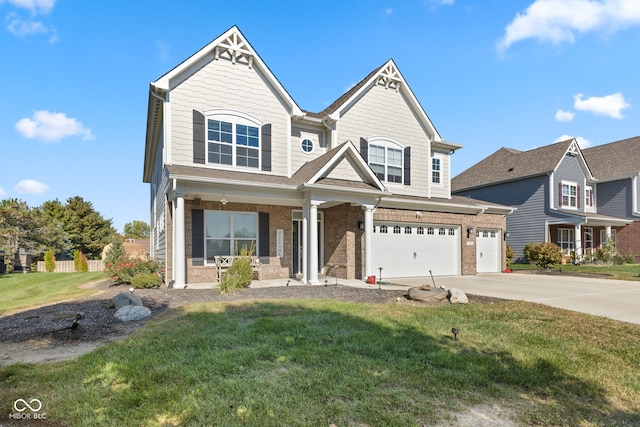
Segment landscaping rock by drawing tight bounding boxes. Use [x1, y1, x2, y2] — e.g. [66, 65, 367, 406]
[112, 293, 143, 310]
[408, 286, 448, 303]
[447, 288, 468, 304]
[114, 305, 151, 321]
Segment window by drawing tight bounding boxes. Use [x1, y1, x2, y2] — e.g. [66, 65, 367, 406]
[585, 186, 594, 209]
[558, 228, 574, 255]
[427, 227, 434, 235]
[380, 225, 388, 234]
[370, 143, 403, 184]
[562, 182, 577, 208]
[600, 229, 617, 250]
[432, 157, 441, 184]
[584, 227, 593, 254]
[439, 228, 446, 235]
[449, 228, 455, 236]
[417, 227, 424, 235]
[301, 138, 314, 153]
[404, 226, 412, 234]
[205, 211, 257, 262]
[207, 118, 260, 168]
[393, 226, 401, 234]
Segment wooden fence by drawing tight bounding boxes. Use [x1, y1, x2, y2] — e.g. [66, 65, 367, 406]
[36, 260, 105, 273]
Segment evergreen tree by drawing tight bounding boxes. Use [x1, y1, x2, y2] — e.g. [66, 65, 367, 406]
[63, 196, 116, 259]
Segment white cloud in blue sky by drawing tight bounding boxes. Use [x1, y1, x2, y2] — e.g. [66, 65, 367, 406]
[573, 92, 631, 119]
[14, 179, 48, 195]
[2, 0, 56, 14]
[555, 134, 593, 149]
[2, 0, 57, 42]
[15, 110, 94, 142]
[555, 109, 575, 122]
[498, 0, 640, 50]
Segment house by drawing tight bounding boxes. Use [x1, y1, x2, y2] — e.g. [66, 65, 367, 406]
[143, 26, 513, 288]
[452, 137, 639, 263]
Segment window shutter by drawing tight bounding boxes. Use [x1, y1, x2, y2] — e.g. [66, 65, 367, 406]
[261, 124, 272, 172]
[577, 186, 581, 209]
[403, 147, 411, 186]
[258, 212, 269, 258]
[360, 138, 369, 163]
[193, 110, 206, 164]
[192, 209, 204, 266]
[559, 183, 563, 207]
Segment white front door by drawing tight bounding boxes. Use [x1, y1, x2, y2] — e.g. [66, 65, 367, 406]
[476, 229, 501, 273]
[371, 223, 460, 278]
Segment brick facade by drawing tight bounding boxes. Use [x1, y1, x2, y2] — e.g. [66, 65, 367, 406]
[617, 221, 640, 262]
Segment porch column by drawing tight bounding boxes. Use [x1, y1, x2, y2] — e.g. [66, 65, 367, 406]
[363, 205, 374, 278]
[173, 194, 186, 289]
[605, 225, 612, 241]
[574, 224, 582, 261]
[302, 203, 309, 284]
[308, 201, 320, 285]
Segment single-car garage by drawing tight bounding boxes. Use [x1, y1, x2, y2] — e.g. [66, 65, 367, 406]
[371, 222, 461, 278]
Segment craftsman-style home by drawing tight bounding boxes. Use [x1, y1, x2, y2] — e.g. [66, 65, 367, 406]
[143, 26, 512, 288]
[452, 137, 640, 263]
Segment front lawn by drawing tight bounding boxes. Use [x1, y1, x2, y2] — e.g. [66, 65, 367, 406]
[1, 299, 638, 426]
[510, 263, 640, 281]
[0, 272, 105, 315]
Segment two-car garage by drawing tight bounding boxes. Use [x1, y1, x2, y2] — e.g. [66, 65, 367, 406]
[370, 222, 502, 278]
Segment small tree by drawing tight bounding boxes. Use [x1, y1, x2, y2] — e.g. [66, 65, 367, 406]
[505, 245, 514, 266]
[218, 242, 255, 294]
[524, 242, 563, 269]
[44, 249, 56, 272]
[73, 250, 89, 272]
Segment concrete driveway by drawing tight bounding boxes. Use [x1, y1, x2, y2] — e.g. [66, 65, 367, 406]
[420, 273, 640, 325]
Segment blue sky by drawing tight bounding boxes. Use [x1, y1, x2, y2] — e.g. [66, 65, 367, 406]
[1, 0, 639, 232]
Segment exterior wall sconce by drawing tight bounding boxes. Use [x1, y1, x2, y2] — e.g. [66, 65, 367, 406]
[504, 231, 510, 240]
[194, 198, 201, 206]
[220, 194, 228, 210]
[466, 226, 474, 238]
[358, 220, 364, 230]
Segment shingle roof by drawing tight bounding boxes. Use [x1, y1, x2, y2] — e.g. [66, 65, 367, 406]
[582, 136, 640, 180]
[452, 139, 574, 191]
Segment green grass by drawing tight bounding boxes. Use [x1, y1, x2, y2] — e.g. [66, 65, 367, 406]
[0, 272, 104, 315]
[2, 299, 639, 426]
[510, 263, 640, 281]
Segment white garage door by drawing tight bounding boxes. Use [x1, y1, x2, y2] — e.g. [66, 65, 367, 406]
[371, 223, 460, 278]
[476, 229, 501, 273]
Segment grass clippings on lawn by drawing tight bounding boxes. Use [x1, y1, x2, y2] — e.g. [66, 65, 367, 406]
[1, 297, 639, 427]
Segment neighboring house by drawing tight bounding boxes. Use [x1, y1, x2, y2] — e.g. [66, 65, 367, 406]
[452, 137, 639, 262]
[143, 26, 513, 288]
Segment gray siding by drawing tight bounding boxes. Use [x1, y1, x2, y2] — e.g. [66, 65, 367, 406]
[553, 154, 587, 212]
[455, 175, 550, 261]
[597, 179, 632, 218]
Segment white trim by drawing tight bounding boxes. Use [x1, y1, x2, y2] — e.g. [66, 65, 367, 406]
[431, 152, 444, 187]
[203, 109, 263, 127]
[633, 175, 639, 216]
[561, 180, 578, 210]
[300, 138, 315, 154]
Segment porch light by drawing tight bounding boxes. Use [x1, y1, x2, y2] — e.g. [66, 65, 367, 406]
[220, 194, 228, 210]
[504, 231, 510, 240]
[194, 197, 201, 206]
[358, 220, 364, 230]
[466, 226, 474, 238]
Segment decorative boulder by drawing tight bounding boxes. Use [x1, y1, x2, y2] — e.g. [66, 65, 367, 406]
[114, 305, 151, 321]
[447, 288, 469, 304]
[112, 293, 143, 310]
[408, 286, 448, 303]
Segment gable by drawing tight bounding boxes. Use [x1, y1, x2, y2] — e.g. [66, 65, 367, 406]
[324, 156, 370, 182]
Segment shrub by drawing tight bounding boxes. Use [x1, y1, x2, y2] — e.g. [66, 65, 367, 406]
[218, 242, 255, 294]
[131, 273, 163, 289]
[524, 242, 563, 269]
[73, 250, 89, 272]
[595, 238, 616, 264]
[44, 249, 56, 272]
[105, 256, 163, 284]
[505, 246, 515, 266]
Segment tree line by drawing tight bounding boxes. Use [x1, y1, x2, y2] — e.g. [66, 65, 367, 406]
[0, 196, 149, 261]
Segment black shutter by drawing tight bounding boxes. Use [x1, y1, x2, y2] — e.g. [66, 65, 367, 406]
[577, 186, 581, 209]
[403, 147, 411, 186]
[192, 209, 204, 266]
[559, 183, 563, 207]
[360, 137, 369, 163]
[258, 212, 269, 257]
[193, 110, 206, 164]
[261, 124, 272, 171]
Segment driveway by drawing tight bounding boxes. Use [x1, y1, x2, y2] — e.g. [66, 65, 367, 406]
[422, 273, 640, 325]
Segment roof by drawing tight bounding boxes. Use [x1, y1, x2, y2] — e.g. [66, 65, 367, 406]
[582, 135, 640, 180]
[452, 139, 575, 191]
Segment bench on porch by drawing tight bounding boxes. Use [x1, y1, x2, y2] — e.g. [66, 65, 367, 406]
[214, 255, 261, 282]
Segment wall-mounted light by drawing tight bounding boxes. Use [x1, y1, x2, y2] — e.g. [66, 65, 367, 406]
[467, 226, 474, 238]
[358, 220, 364, 230]
[220, 194, 228, 210]
[504, 230, 510, 240]
[194, 197, 201, 206]
[415, 211, 422, 219]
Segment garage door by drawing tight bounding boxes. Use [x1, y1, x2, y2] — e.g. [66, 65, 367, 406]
[371, 223, 460, 278]
[476, 229, 501, 273]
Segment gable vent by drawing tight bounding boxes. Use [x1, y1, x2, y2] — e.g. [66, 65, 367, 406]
[214, 31, 254, 68]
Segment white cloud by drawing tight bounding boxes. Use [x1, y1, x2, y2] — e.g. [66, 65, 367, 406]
[498, 0, 640, 50]
[554, 134, 593, 148]
[14, 179, 48, 195]
[573, 92, 630, 119]
[2, 0, 56, 15]
[555, 109, 575, 122]
[6, 13, 45, 36]
[15, 110, 94, 142]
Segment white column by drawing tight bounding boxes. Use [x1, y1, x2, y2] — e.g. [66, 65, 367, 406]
[605, 225, 612, 242]
[173, 194, 186, 289]
[302, 203, 309, 284]
[574, 224, 582, 262]
[308, 201, 320, 285]
[363, 205, 374, 278]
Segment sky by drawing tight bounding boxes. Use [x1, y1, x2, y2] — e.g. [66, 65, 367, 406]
[1, 0, 639, 233]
